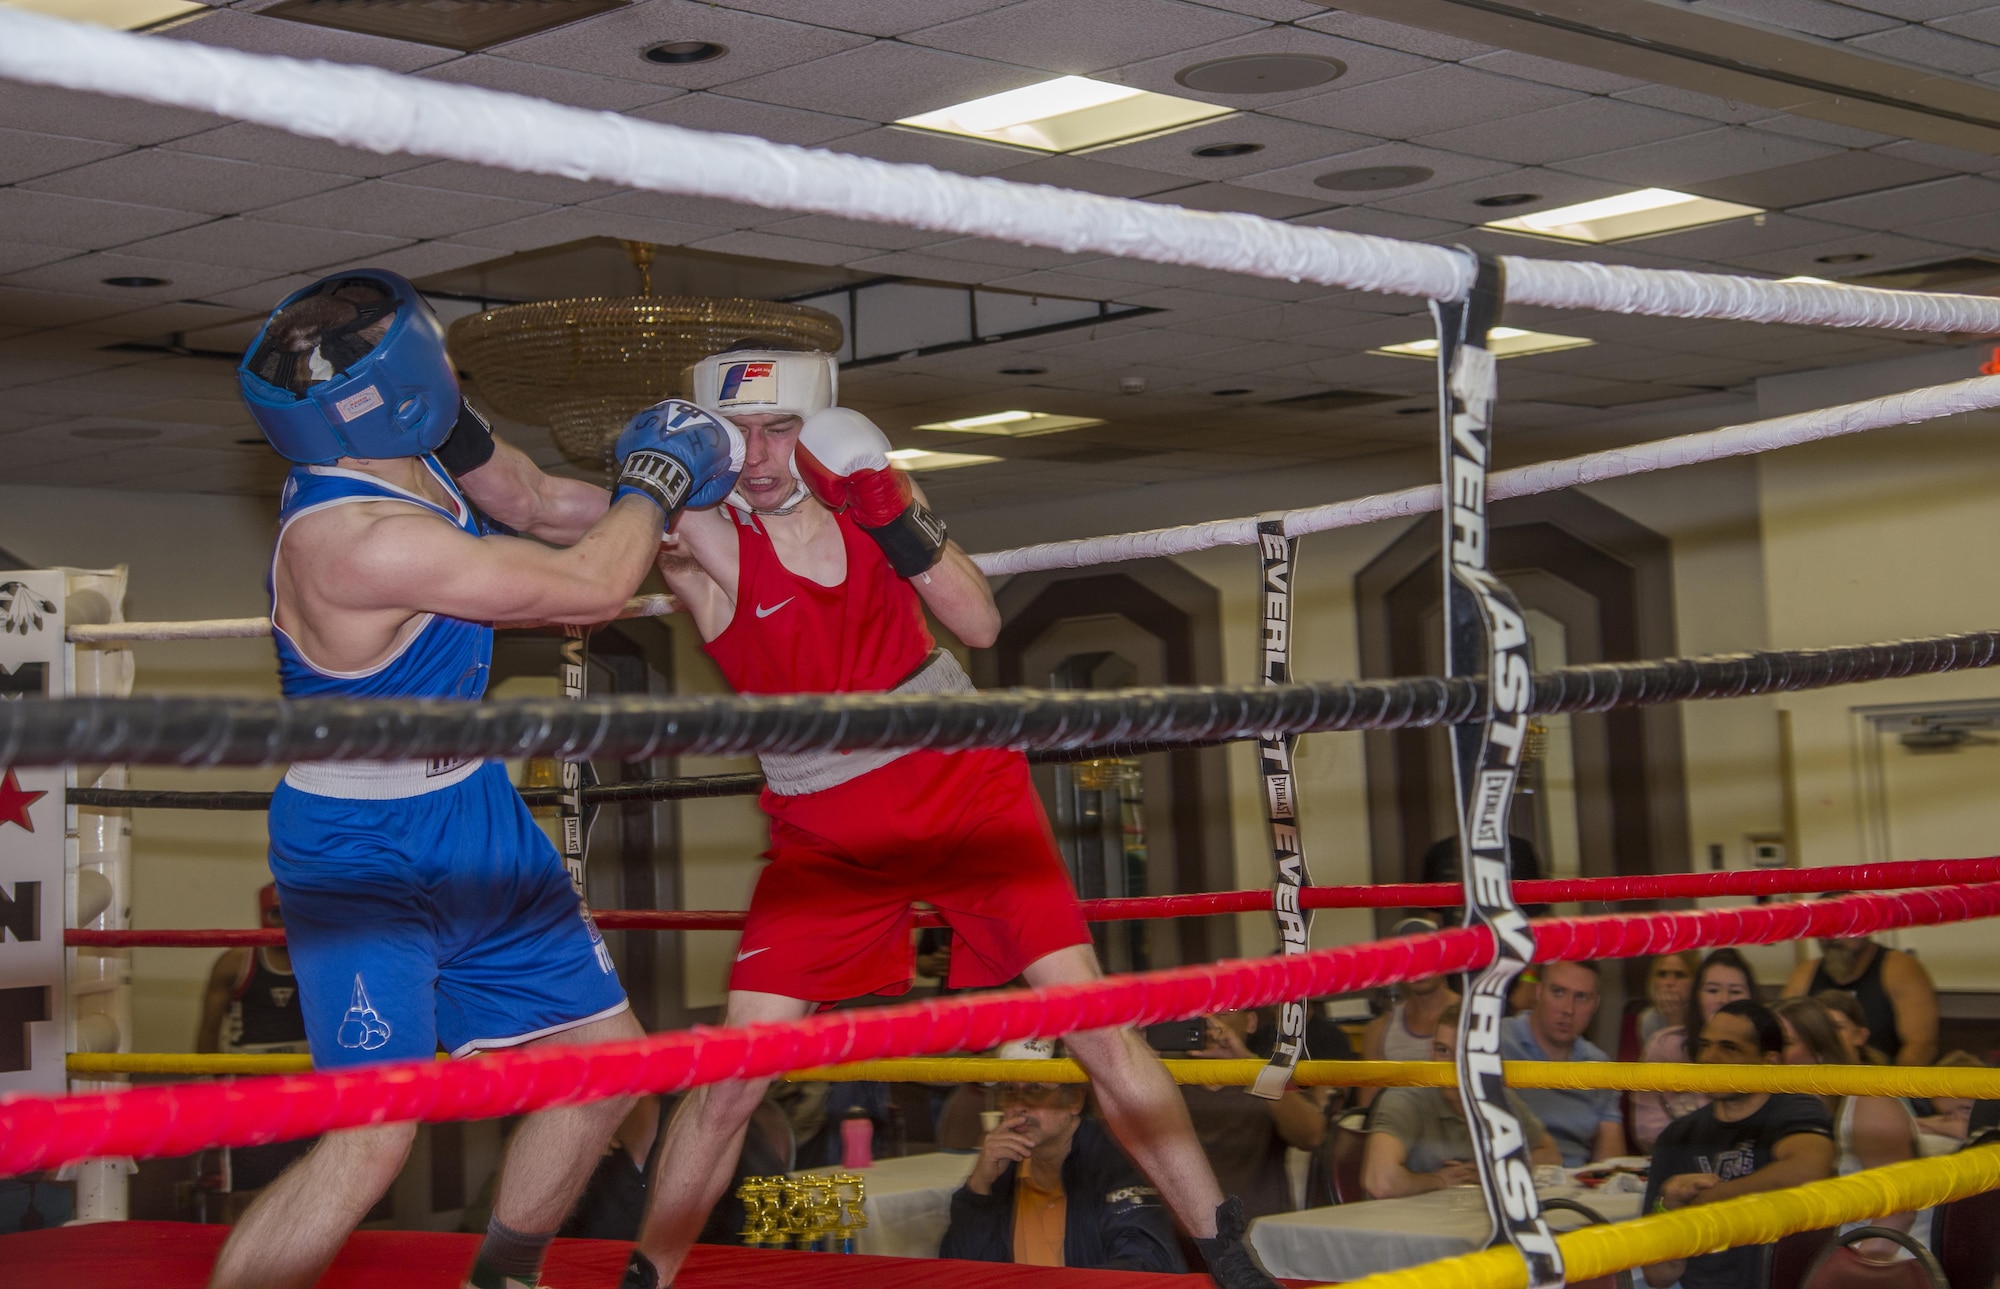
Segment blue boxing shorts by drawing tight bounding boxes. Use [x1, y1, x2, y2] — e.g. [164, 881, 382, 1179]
[267, 761, 627, 1070]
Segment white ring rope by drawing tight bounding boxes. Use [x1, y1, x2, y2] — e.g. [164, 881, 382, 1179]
[70, 376, 2000, 641]
[4, 8, 2000, 333]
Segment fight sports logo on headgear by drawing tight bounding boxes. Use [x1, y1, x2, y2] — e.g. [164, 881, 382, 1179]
[0, 582, 56, 637]
[336, 974, 392, 1051]
[716, 360, 778, 407]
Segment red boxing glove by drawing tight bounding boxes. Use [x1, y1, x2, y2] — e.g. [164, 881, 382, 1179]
[796, 408, 946, 578]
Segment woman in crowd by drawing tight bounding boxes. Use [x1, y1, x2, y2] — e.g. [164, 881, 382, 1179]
[1638, 952, 1697, 1047]
[1628, 948, 1758, 1151]
[1771, 995, 1928, 1255]
[1814, 989, 1891, 1065]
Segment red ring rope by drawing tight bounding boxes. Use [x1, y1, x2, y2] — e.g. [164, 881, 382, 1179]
[63, 856, 2000, 948]
[11, 882, 1998, 1176]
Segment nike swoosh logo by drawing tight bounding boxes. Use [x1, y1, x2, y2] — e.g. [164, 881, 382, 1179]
[755, 598, 794, 619]
[736, 947, 769, 962]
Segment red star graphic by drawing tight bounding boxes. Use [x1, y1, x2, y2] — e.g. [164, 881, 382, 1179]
[0, 768, 46, 833]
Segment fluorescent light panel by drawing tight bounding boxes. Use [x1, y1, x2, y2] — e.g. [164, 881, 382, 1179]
[913, 411, 1104, 437]
[1482, 188, 1762, 244]
[1374, 327, 1595, 360]
[3, 0, 203, 27]
[897, 76, 1232, 153]
[888, 448, 1001, 472]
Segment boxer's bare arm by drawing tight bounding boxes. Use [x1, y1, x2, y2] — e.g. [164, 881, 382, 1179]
[277, 495, 664, 672]
[454, 437, 610, 545]
[906, 482, 1000, 648]
[655, 505, 739, 642]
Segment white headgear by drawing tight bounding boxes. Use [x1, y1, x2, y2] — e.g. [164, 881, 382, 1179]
[687, 348, 838, 420]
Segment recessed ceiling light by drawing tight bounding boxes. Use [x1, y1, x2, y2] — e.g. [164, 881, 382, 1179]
[1778, 275, 1839, 285]
[1473, 193, 1541, 208]
[1815, 252, 1874, 265]
[887, 448, 1001, 472]
[998, 366, 1048, 376]
[897, 77, 1232, 153]
[1192, 142, 1263, 159]
[1373, 327, 1596, 360]
[1482, 188, 1761, 244]
[914, 410, 1104, 437]
[1175, 54, 1346, 95]
[1211, 387, 1252, 396]
[3, 0, 203, 29]
[643, 40, 726, 65]
[1315, 166, 1434, 192]
[101, 275, 170, 288]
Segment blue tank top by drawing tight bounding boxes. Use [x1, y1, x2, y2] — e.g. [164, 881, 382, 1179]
[270, 459, 492, 703]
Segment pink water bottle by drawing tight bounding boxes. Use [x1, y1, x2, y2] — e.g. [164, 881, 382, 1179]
[840, 1107, 873, 1170]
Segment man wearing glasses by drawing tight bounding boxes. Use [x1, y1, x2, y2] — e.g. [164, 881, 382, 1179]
[941, 1077, 1186, 1273]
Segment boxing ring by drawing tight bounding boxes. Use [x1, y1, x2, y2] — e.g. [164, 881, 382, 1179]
[7, 4, 2000, 1284]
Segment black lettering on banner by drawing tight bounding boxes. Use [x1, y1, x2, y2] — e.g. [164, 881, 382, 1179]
[0, 985, 49, 1073]
[0, 661, 49, 700]
[1252, 518, 1314, 1100]
[1434, 255, 1564, 1288]
[559, 629, 593, 898]
[0, 881, 40, 943]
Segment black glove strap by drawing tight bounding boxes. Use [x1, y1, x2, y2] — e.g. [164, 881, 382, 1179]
[864, 502, 947, 578]
[434, 400, 497, 476]
[617, 449, 692, 516]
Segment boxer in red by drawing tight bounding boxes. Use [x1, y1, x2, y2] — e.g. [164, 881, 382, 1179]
[624, 343, 1276, 1289]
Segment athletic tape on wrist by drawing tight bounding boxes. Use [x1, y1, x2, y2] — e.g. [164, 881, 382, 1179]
[1435, 253, 1565, 1289]
[1252, 516, 1313, 1101]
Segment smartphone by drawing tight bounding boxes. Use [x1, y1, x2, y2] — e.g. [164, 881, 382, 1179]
[1143, 1019, 1206, 1053]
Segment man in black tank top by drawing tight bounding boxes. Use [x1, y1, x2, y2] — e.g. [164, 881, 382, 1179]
[1781, 895, 1938, 1066]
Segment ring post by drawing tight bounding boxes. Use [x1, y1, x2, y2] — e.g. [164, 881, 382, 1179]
[1434, 254, 1564, 1288]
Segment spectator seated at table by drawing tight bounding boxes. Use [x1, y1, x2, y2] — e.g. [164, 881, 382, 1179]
[1641, 1000, 1836, 1289]
[1362, 1002, 1561, 1200]
[1915, 1050, 1986, 1148]
[1782, 895, 1939, 1067]
[941, 1074, 1186, 1273]
[1359, 917, 1460, 1107]
[1631, 947, 1758, 1152]
[1177, 1009, 1330, 1220]
[1501, 960, 1626, 1166]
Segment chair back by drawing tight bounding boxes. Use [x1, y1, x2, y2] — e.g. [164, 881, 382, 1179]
[1541, 1197, 1633, 1289]
[1932, 1171, 2000, 1289]
[1768, 1227, 1840, 1289]
[1799, 1227, 1948, 1289]
[1328, 1109, 1370, 1205]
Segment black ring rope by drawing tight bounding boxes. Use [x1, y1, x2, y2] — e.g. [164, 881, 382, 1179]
[9, 630, 1996, 769]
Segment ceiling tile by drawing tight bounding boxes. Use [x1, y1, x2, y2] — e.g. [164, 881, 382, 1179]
[326, 241, 507, 280]
[687, 229, 865, 266]
[165, 122, 426, 178]
[1899, 207, 2000, 247]
[839, 250, 1010, 282]
[1685, 149, 1955, 208]
[823, 126, 1032, 176]
[1296, 11, 1498, 60]
[69, 299, 254, 340]
[1141, 182, 1334, 218]
[0, 245, 75, 277]
[1554, 126, 1841, 185]
[0, 286, 143, 331]
[1238, 141, 1514, 199]
[451, 206, 723, 253]
[1846, 22, 2000, 71]
[253, 182, 549, 239]
[1184, 0, 1328, 16]
[1459, 50, 1646, 94]
[628, 93, 875, 146]
[1722, 228, 1961, 274]
[0, 190, 209, 252]
[495, 0, 869, 91]
[1796, 173, 2000, 227]
[1110, 25, 1431, 109]
[903, 237, 1100, 270]
[0, 129, 130, 186]
[1274, 65, 1581, 140]
[901, 0, 1265, 74]
[1932, 6, 2000, 42]
[1747, 113, 1902, 148]
[1612, 85, 1771, 124]
[1293, 205, 1469, 241]
[23, 150, 355, 217]
[714, 0, 1011, 38]
[1699, 0, 1900, 36]
[424, 54, 680, 112]
[1, 252, 272, 301]
[1835, 0, 1991, 18]
[582, 189, 789, 229]
[388, 160, 622, 206]
[761, 215, 954, 252]
[1369, 168, 1628, 222]
[990, 155, 1191, 198]
[1870, 137, 2000, 173]
[0, 82, 225, 146]
[1089, 113, 1370, 182]
[163, 8, 455, 73]
[197, 273, 323, 311]
[715, 41, 1042, 121]
[1419, 98, 1709, 165]
[115, 218, 412, 273]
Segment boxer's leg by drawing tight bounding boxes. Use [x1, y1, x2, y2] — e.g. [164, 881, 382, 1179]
[209, 1123, 418, 1289]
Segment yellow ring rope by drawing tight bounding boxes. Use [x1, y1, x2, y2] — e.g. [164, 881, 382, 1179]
[65, 1053, 2000, 1099]
[1329, 1145, 2000, 1289]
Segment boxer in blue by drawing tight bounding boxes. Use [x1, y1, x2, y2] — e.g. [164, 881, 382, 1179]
[214, 270, 744, 1289]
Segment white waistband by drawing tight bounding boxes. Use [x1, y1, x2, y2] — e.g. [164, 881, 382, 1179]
[758, 649, 976, 796]
[282, 756, 482, 800]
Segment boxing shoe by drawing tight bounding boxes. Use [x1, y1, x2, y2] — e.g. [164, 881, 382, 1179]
[1193, 1196, 1281, 1289]
[621, 1249, 665, 1289]
[462, 1261, 547, 1289]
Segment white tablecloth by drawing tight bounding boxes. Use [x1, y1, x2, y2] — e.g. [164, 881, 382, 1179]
[1250, 1185, 1645, 1282]
[796, 1151, 977, 1258]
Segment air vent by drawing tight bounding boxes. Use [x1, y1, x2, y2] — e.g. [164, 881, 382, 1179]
[1839, 257, 2000, 294]
[1265, 389, 1403, 412]
[257, 0, 628, 52]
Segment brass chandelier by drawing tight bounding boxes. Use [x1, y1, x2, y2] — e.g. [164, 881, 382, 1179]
[447, 244, 844, 465]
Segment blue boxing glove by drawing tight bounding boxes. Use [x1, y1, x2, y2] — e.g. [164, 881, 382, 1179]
[613, 399, 744, 518]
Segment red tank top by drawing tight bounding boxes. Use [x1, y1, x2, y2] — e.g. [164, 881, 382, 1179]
[703, 505, 934, 695]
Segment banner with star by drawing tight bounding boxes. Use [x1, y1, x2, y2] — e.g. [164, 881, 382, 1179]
[0, 570, 66, 1093]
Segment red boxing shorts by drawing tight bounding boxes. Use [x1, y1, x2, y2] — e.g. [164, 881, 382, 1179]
[730, 747, 1091, 1001]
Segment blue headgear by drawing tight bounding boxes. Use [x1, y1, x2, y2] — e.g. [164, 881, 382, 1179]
[238, 269, 460, 465]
